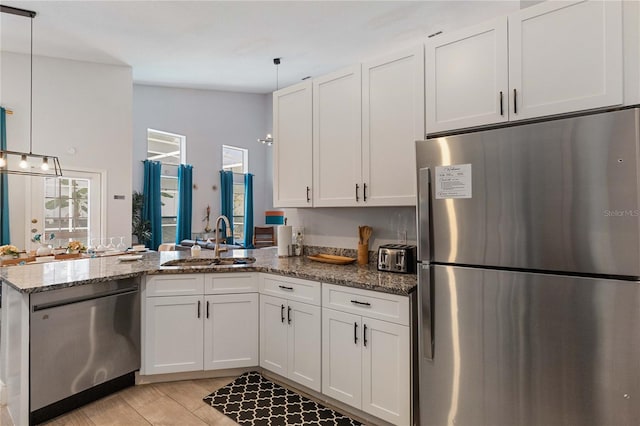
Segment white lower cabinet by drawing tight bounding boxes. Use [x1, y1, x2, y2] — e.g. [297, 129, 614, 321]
[143, 273, 258, 375]
[204, 293, 259, 370]
[259, 274, 322, 392]
[144, 295, 204, 374]
[322, 284, 411, 426]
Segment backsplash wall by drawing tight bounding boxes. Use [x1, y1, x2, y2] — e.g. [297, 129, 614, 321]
[281, 206, 417, 251]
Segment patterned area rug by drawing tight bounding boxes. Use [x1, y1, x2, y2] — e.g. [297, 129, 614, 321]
[203, 371, 362, 426]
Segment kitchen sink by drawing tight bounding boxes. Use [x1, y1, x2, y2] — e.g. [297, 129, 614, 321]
[161, 257, 256, 267]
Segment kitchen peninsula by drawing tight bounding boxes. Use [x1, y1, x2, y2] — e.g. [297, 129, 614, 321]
[1, 248, 416, 426]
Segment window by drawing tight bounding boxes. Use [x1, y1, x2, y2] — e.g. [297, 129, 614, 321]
[222, 145, 248, 243]
[147, 129, 185, 244]
[43, 177, 90, 242]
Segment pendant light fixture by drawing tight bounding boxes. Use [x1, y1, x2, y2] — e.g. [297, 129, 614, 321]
[0, 5, 63, 177]
[257, 57, 280, 147]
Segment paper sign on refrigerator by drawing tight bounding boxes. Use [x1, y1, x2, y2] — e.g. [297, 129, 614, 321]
[435, 164, 472, 199]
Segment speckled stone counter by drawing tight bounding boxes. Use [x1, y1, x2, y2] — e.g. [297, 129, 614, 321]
[0, 248, 417, 296]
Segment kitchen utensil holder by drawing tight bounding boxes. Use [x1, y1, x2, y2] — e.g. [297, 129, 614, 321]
[357, 243, 368, 265]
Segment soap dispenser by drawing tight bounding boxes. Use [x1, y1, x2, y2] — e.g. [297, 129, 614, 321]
[191, 238, 201, 258]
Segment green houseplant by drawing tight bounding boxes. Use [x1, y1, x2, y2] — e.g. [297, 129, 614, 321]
[132, 191, 151, 246]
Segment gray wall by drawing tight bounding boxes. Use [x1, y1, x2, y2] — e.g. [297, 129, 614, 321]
[132, 85, 272, 237]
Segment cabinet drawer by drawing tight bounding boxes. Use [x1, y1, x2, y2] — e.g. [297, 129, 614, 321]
[259, 274, 321, 306]
[204, 272, 258, 295]
[322, 283, 410, 326]
[146, 274, 204, 297]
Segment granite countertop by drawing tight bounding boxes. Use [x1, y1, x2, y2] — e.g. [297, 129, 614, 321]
[0, 248, 417, 296]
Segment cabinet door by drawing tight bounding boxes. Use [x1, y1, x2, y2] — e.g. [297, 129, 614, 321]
[362, 318, 411, 426]
[322, 308, 362, 409]
[143, 296, 203, 374]
[426, 17, 509, 134]
[259, 294, 288, 376]
[509, 0, 623, 120]
[273, 81, 313, 207]
[287, 300, 321, 392]
[313, 65, 362, 207]
[203, 293, 258, 370]
[362, 46, 424, 206]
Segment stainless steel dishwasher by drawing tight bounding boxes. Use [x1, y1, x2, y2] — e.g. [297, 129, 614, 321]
[30, 278, 140, 424]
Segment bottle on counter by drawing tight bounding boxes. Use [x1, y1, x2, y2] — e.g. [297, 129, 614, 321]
[191, 239, 201, 258]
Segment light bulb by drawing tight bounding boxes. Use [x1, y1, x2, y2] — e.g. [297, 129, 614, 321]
[19, 154, 28, 169]
[41, 157, 49, 171]
[0, 153, 6, 167]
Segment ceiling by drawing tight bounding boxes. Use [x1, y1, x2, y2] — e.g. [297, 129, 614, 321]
[0, 1, 522, 94]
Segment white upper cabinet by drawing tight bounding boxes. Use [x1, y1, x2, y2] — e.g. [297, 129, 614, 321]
[426, 17, 509, 134]
[362, 46, 425, 206]
[509, 0, 623, 121]
[426, 0, 624, 134]
[313, 65, 362, 207]
[273, 81, 313, 207]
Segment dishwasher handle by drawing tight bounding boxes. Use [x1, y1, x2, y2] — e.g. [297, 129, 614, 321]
[32, 286, 139, 312]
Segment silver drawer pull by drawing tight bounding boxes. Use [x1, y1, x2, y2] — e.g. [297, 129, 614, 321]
[351, 299, 371, 307]
[279, 285, 294, 291]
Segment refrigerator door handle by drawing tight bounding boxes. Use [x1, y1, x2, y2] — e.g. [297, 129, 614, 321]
[417, 167, 431, 261]
[419, 264, 434, 361]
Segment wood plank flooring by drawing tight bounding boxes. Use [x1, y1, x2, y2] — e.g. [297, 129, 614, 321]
[0, 377, 239, 426]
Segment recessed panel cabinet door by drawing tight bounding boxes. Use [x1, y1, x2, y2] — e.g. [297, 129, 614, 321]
[322, 308, 362, 409]
[313, 65, 362, 207]
[144, 296, 203, 374]
[426, 17, 509, 134]
[287, 300, 321, 392]
[273, 81, 313, 207]
[362, 46, 424, 206]
[259, 294, 288, 376]
[509, 0, 623, 121]
[362, 318, 411, 426]
[204, 293, 258, 370]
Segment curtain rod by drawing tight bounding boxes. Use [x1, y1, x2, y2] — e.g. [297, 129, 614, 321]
[0, 5, 37, 18]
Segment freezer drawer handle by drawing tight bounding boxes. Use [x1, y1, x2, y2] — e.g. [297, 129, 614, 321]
[354, 322, 358, 344]
[278, 285, 294, 291]
[281, 304, 285, 323]
[350, 299, 371, 307]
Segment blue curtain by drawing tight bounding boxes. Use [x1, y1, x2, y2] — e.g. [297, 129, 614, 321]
[243, 173, 254, 249]
[219, 170, 234, 244]
[175, 164, 193, 244]
[0, 107, 9, 245]
[143, 160, 162, 250]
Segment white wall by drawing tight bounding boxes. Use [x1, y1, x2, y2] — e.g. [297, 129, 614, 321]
[132, 85, 271, 238]
[1, 52, 132, 249]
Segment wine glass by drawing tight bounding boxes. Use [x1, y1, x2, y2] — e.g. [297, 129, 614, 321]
[86, 238, 95, 255]
[96, 238, 106, 253]
[106, 237, 115, 251]
[116, 236, 127, 252]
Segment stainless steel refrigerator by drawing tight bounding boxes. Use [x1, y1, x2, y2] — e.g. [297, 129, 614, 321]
[415, 107, 640, 426]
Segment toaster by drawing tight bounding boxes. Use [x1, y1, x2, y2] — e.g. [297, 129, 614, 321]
[377, 244, 416, 274]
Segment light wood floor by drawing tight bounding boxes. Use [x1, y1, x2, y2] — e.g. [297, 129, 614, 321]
[1, 376, 240, 426]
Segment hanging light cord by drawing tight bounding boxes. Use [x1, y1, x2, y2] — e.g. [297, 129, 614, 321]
[29, 16, 33, 155]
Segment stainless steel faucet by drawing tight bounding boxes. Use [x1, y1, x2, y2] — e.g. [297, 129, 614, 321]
[213, 215, 231, 258]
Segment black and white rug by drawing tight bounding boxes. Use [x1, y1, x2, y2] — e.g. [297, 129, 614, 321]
[203, 371, 362, 426]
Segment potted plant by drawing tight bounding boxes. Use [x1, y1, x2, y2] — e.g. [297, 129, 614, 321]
[132, 191, 151, 246]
